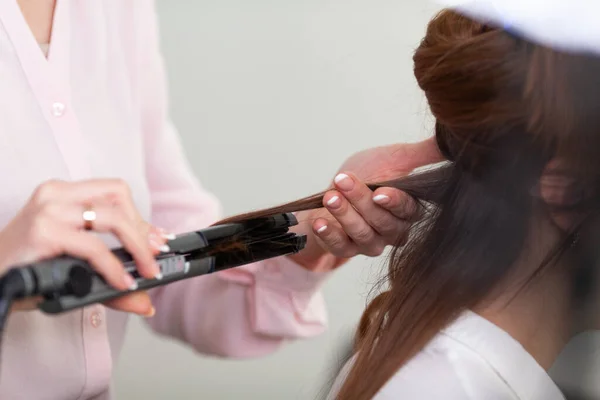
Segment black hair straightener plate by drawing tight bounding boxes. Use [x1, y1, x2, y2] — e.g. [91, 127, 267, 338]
[4, 213, 306, 314]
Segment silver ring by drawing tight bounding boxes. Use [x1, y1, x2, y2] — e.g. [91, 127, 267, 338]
[82, 206, 96, 231]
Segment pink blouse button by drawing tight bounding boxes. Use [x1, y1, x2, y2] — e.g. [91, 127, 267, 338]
[51, 102, 65, 117]
[90, 311, 102, 328]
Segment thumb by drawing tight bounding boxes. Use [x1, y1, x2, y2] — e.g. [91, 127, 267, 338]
[104, 291, 155, 317]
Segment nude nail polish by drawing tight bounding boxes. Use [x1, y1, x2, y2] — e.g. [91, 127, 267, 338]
[124, 274, 138, 291]
[373, 194, 390, 205]
[334, 173, 354, 191]
[149, 235, 171, 253]
[144, 307, 156, 318]
[327, 196, 340, 206]
[158, 229, 176, 240]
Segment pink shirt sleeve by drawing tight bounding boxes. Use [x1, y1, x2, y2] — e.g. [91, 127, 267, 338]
[135, 3, 332, 358]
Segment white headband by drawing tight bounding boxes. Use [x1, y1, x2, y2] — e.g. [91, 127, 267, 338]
[433, 0, 600, 55]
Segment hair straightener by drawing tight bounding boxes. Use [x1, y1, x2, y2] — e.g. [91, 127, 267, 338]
[0, 213, 305, 321]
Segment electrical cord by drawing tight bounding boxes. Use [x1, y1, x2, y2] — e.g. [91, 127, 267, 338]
[0, 269, 28, 380]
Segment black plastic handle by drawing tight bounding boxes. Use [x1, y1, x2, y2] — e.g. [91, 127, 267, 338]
[38, 233, 306, 314]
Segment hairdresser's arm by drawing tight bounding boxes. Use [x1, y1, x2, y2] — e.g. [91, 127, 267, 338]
[136, 3, 327, 358]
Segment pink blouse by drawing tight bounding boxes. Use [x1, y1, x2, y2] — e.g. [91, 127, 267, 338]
[0, 1, 330, 399]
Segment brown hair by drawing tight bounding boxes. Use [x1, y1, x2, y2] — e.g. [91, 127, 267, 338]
[215, 10, 600, 399]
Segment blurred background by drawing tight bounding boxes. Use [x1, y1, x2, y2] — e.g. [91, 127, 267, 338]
[114, 0, 440, 398]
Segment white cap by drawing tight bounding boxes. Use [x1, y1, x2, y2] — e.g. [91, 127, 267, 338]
[433, 0, 600, 55]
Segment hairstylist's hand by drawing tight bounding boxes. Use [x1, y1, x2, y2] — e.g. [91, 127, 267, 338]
[291, 137, 444, 271]
[0, 179, 172, 316]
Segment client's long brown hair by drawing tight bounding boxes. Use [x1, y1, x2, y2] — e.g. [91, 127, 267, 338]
[215, 10, 600, 399]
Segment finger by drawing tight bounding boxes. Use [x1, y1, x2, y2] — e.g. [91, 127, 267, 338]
[32, 180, 171, 261]
[323, 191, 385, 256]
[53, 227, 141, 291]
[104, 291, 155, 316]
[372, 187, 422, 222]
[312, 217, 358, 258]
[47, 203, 161, 279]
[90, 206, 161, 279]
[33, 179, 137, 216]
[333, 173, 405, 239]
[147, 224, 175, 252]
[149, 224, 176, 241]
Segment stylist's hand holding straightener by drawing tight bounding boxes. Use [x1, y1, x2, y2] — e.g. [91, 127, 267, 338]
[0, 179, 168, 317]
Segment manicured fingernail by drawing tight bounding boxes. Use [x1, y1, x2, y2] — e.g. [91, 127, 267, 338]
[373, 194, 390, 205]
[154, 272, 163, 280]
[327, 196, 340, 207]
[334, 173, 354, 191]
[158, 229, 176, 240]
[149, 234, 171, 253]
[124, 274, 138, 291]
[144, 306, 156, 318]
[317, 225, 328, 234]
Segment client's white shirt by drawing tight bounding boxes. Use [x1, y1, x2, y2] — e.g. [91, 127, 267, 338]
[328, 311, 565, 399]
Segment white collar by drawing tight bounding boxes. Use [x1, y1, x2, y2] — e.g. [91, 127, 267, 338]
[441, 310, 566, 400]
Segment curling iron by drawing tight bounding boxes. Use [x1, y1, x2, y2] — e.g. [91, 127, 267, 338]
[0, 213, 305, 326]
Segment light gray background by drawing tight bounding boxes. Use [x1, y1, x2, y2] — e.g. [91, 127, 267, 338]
[115, 1, 438, 399]
[113, 1, 600, 399]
